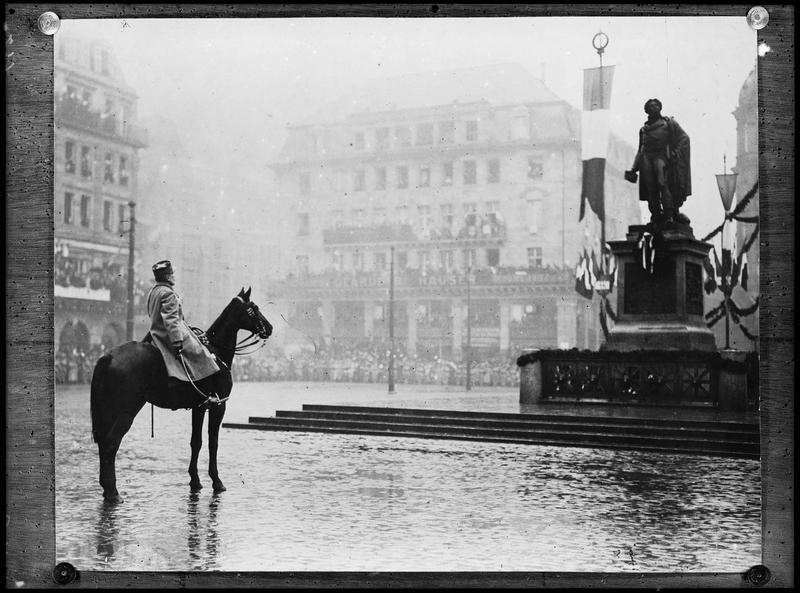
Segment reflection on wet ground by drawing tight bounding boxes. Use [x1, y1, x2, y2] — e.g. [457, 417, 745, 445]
[56, 382, 760, 572]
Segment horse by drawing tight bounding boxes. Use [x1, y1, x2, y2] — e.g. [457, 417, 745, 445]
[90, 287, 272, 503]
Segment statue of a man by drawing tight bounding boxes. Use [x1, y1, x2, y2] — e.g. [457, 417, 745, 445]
[625, 98, 692, 224]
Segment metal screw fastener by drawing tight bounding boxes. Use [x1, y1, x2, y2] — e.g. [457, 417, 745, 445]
[744, 564, 771, 586]
[52, 562, 77, 585]
[37, 12, 61, 36]
[746, 6, 769, 30]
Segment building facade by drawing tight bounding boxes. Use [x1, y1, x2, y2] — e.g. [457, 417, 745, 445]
[706, 65, 759, 351]
[267, 63, 640, 358]
[54, 33, 148, 381]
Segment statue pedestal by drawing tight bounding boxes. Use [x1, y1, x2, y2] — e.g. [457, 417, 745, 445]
[602, 224, 717, 352]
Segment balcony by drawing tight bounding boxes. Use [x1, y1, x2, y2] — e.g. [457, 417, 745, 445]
[55, 94, 148, 148]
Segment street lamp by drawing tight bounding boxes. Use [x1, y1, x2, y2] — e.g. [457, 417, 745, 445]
[714, 155, 738, 350]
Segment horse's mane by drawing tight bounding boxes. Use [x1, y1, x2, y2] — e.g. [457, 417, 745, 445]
[206, 298, 240, 338]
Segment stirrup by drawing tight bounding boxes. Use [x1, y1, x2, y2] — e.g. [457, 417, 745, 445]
[202, 393, 229, 406]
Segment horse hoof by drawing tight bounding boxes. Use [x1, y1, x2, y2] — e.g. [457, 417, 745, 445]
[103, 494, 124, 505]
[190, 482, 203, 492]
[212, 483, 227, 493]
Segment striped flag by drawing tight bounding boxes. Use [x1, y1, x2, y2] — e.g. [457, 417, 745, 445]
[579, 65, 615, 223]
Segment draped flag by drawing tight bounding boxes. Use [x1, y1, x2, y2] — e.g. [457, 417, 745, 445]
[574, 250, 594, 300]
[579, 65, 615, 223]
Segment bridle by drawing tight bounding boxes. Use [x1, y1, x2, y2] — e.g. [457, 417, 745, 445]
[234, 297, 270, 356]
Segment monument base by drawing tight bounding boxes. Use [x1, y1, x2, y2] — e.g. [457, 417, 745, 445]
[601, 320, 717, 352]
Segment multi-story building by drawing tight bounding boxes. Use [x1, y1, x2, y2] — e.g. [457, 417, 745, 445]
[54, 33, 148, 381]
[267, 63, 640, 358]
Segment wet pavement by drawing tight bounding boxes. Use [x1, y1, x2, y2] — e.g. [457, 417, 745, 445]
[56, 381, 761, 572]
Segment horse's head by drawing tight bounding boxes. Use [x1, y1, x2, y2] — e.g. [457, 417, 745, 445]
[236, 287, 272, 340]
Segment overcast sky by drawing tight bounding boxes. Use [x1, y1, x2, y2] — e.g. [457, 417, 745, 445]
[61, 16, 756, 238]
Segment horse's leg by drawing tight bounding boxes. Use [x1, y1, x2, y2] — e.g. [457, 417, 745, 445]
[207, 403, 227, 493]
[189, 406, 206, 491]
[98, 403, 144, 503]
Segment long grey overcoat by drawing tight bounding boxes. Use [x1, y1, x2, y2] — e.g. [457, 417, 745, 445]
[146, 282, 219, 381]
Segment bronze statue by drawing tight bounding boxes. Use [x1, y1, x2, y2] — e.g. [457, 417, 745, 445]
[625, 99, 692, 225]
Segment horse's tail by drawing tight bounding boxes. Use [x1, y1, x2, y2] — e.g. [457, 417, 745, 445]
[90, 354, 113, 444]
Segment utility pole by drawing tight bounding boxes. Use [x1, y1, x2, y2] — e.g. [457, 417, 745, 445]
[125, 201, 136, 341]
[465, 265, 472, 392]
[388, 246, 395, 394]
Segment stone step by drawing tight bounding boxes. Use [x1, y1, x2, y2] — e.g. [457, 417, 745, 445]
[299, 404, 759, 432]
[222, 418, 758, 459]
[260, 410, 758, 443]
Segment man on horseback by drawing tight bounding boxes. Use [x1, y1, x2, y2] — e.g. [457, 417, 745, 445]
[146, 260, 225, 405]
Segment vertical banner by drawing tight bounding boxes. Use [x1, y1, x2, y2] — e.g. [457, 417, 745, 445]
[576, 65, 614, 301]
[579, 65, 615, 223]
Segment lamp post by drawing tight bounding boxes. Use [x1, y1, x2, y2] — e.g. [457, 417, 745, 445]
[388, 246, 395, 394]
[715, 155, 738, 350]
[125, 201, 136, 341]
[465, 265, 473, 392]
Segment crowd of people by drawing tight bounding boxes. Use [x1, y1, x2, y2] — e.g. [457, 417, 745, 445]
[55, 344, 107, 384]
[230, 342, 521, 387]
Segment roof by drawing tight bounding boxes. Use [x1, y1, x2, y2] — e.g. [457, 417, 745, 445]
[300, 62, 562, 126]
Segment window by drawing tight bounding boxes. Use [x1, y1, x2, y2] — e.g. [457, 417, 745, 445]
[438, 121, 455, 144]
[397, 251, 408, 269]
[440, 203, 454, 228]
[527, 157, 543, 179]
[375, 127, 390, 150]
[63, 192, 74, 224]
[64, 141, 75, 174]
[463, 249, 477, 268]
[394, 126, 411, 147]
[375, 167, 387, 190]
[374, 252, 387, 271]
[119, 156, 129, 186]
[488, 158, 500, 183]
[117, 203, 126, 232]
[418, 205, 432, 232]
[103, 200, 113, 231]
[331, 251, 344, 271]
[101, 50, 110, 76]
[103, 152, 115, 183]
[354, 169, 366, 191]
[463, 160, 477, 185]
[80, 195, 91, 228]
[416, 123, 433, 146]
[466, 120, 479, 141]
[418, 166, 431, 188]
[526, 200, 542, 234]
[464, 202, 478, 227]
[353, 250, 364, 271]
[298, 213, 310, 236]
[417, 250, 430, 269]
[440, 250, 454, 270]
[442, 162, 453, 186]
[527, 247, 543, 268]
[486, 248, 500, 267]
[353, 132, 365, 150]
[396, 165, 409, 189]
[80, 146, 92, 179]
[299, 172, 311, 194]
[373, 207, 387, 225]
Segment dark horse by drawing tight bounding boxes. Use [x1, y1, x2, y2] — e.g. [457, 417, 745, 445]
[90, 287, 272, 503]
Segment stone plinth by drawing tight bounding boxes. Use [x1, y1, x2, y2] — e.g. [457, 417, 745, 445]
[602, 224, 716, 352]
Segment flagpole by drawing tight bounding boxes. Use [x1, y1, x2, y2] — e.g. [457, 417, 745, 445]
[593, 31, 609, 269]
